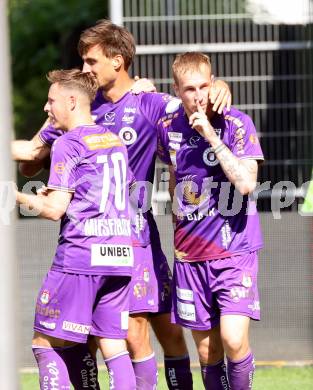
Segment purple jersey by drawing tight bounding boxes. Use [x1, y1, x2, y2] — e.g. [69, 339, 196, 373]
[41, 91, 180, 246]
[157, 105, 264, 262]
[39, 126, 64, 146]
[47, 125, 133, 276]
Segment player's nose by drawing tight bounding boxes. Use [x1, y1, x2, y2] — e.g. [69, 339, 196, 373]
[43, 101, 49, 113]
[82, 63, 91, 73]
[195, 89, 203, 103]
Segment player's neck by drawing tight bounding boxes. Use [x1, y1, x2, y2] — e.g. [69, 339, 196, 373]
[67, 112, 95, 131]
[102, 72, 134, 103]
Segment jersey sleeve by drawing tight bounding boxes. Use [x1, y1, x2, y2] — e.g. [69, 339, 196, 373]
[47, 135, 81, 192]
[39, 124, 63, 147]
[140, 92, 181, 126]
[229, 114, 264, 161]
[156, 123, 172, 165]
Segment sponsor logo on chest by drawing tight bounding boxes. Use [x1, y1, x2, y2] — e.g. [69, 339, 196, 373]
[102, 112, 116, 126]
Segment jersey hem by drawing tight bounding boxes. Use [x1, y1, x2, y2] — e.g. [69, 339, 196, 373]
[50, 265, 133, 277]
[174, 246, 262, 262]
[33, 326, 87, 343]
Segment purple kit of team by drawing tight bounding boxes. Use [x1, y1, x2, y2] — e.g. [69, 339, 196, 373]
[35, 125, 134, 342]
[157, 103, 264, 328]
[39, 91, 177, 317]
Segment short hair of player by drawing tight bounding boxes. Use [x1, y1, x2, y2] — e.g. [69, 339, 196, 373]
[172, 52, 212, 84]
[46, 69, 99, 102]
[78, 19, 136, 70]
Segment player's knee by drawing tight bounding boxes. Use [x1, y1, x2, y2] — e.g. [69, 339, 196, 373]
[197, 340, 224, 365]
[221, 333, 246, 357]
[160, 324, 188, 356]
[127, 316, 152, 358]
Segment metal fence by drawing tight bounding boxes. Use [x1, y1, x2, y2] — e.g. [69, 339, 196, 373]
[123, 0, 313, 211]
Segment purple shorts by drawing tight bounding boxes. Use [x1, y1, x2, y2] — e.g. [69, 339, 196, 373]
[130, 243, 172, 315]
[171, 251, 260, 330]
[34, 270, 131, 342]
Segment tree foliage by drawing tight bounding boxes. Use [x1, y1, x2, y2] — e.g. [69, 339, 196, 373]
[9, 0, 108, 138]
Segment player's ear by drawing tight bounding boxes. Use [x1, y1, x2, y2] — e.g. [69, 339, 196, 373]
[69, 95, 76, 111]
[173, 83, 180, 98]
[112, 55, 123, 70]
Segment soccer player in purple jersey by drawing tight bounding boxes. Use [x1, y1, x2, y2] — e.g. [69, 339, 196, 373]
[12, 21, 232, 389]
[16, 69, 136, 390]
[157, 52, 264, 390]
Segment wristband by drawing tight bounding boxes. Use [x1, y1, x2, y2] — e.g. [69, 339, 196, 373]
[212, 143, 226, 154]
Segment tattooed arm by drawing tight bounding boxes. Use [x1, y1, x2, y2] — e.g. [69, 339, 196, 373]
[189, 100, 258, 195]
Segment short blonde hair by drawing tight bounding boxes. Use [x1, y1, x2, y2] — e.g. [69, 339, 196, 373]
[78, 19, 136, 70]
[46, 69, 98, 102]
[172, 52, 212, 84]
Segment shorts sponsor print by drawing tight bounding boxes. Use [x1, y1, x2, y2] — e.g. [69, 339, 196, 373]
[130, 243, 172, 314]
[34, 270, 130, 342]
[171, 251, 260, 330]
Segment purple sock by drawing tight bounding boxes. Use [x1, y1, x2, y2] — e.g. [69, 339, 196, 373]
[227, 352, 255, 390]
[105, 351, 136, 390]
[164, 355, 193, 390]
[132, 353, 158, 389]
[62, 343, 100, 389]
[201, 359, 229, 390]
[32, 346, 71, 389]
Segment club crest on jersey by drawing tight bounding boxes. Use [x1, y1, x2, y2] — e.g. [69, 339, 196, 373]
[119, 127, 137, 145]
[40, 290, 50, 305]
[203, 147, 219, 166]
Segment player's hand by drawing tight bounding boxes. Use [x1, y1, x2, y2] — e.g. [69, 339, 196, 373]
[131, 76, 157, 94]
[209, 77, 231, 114]
[189, 100, 215, 140]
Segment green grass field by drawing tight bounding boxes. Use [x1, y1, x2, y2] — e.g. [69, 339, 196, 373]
[20, 366, 313, 389]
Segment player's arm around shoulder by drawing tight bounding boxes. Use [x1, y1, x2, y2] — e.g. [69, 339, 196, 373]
[140, 92, 179, 127]
[12, 118, 51, 162]
[16, 132, 76, 220]
[13, 119, 53, 178]
[210, 77, 232, 114]
[16, 186, 72, 221]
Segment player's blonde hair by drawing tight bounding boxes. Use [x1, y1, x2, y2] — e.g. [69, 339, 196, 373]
[46, 69, 98, 102]
[78, 19, 136, 70]
[172, 52, 212, 84]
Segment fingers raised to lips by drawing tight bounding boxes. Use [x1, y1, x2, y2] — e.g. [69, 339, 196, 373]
[195, 99, 205, 114]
